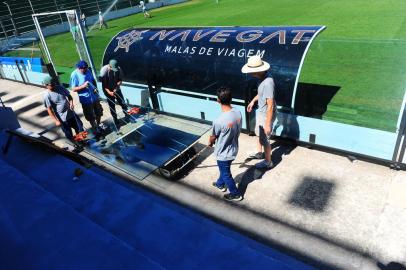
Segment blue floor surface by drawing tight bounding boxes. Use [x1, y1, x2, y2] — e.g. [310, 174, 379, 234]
[0, 132, 318, 270]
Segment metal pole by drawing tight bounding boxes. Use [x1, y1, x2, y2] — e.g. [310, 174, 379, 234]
[392, 107, 406, 162]
[2, 2, 18, 36]
[53, 0, 64, 24]
[95, 0, 100, 11]
[32, 15, 55, 70]
[74, 10, 97, 81]
[27, 0, 35, 13]
[0, 19, 8, 40]
[76, 0, 81, 13]
[15, 60, 27, 84]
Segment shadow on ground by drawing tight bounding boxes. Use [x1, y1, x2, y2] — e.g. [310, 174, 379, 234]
[235, 141, 296, 196]
[378, 262, 406, 270]
[288, 177, 335, 212]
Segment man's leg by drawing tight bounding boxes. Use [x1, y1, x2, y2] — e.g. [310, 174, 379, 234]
[264, 143, 271, 163]
[93, 101, 103, 126]
[255, 125, 273, 169]
[215, 160, 225, 187]
[256, 137, 263, 153]
[59, 120, 74, 140]
[248, 117, 264, 159]
[107, 95, 118, 123]
[115, 89, 129, 116]
[82, 103, 98, 131]
[217, 160, 238, 195]
[68, 114, 84, 134]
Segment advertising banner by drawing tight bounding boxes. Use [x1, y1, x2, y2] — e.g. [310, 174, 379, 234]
[0, 56, 43, 73]
[103, 26, 325, 108]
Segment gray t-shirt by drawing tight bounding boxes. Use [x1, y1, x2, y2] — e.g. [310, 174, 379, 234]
[257, 77, 276, 116]
[43, 85, 73, 122]
[212, 108, 242, 161]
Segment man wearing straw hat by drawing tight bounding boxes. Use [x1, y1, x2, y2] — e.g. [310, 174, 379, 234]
[242, 55, 276, 169]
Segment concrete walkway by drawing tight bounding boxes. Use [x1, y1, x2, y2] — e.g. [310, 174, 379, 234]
[1, 79, 405, 270]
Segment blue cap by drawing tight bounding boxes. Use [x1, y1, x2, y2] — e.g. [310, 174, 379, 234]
[76, 60, 88, 69]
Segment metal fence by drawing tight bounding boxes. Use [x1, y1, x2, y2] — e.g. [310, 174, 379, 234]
[0, 0, 141, 39]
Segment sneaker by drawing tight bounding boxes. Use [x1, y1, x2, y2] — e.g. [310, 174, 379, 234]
[212, 182, 227, 192]
[94, 132, 105, 141]
[255, 160, 273, 169]
[99, 122, 109, 130]
[224, 193, 243, 201]
[248, 152, 265, 159]
[113, 119, 122, 128]
[72, 143, 84, 153]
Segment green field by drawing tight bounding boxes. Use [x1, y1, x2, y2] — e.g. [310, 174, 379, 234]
[7, 0, 406, 132]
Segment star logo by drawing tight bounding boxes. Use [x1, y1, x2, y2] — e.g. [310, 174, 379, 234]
[114, 30, 148, 53]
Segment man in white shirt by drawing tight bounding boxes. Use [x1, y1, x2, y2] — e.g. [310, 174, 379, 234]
[139, 1, 151, 18]
[98, 11, 108, 29]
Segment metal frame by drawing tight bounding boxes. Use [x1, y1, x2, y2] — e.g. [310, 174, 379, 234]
[291, 26, 326, 109]
[391, 89, 406, 165]
[31, 10, 97, 81]
[2, 2, 18, 36]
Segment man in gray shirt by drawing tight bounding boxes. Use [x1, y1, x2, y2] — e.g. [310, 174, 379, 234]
[43, 75, 84, 142]
[242, 55, 276, 169]
[209, 87, 243, 201]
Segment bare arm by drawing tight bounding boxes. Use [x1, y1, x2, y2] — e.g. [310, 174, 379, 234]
[208, 135, 217, 147]
[71, 81, 89, 92]
[47, 107, 60, 126]
[67, 94, 75, 110]
[247, 94, 259, 112]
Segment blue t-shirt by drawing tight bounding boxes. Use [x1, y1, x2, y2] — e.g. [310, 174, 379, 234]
[70, 69, 98, 105]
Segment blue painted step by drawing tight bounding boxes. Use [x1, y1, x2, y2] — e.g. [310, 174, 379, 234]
[0, 158, 163, 270]
[1, 134, 317, 270]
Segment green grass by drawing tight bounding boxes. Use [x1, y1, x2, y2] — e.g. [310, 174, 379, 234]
[6, 0, 406, 132]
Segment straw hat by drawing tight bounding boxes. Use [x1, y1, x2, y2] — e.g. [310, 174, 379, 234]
[241, 55, 270, 74]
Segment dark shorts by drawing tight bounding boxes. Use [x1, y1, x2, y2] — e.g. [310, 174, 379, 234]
[82, 101, 103, 122]
[255, 113, 275, 146]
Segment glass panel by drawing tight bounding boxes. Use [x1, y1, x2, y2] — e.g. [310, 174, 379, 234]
[0, 40, 50, 85]
[35, 12, 81, 86]
[83, 109, 211, 180]
[296, 38, 406, 133]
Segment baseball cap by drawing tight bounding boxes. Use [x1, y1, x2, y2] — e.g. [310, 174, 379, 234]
[42, 75, 55, 85]
[109, 59, 118, 72]
[76, 60, 88, 69]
